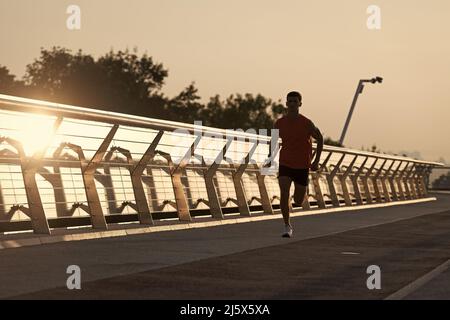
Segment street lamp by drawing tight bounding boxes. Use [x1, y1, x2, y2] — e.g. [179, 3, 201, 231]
[339, 76, 383, 146]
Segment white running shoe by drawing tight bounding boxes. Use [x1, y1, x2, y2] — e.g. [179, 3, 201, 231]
[282, 224, 293, 238]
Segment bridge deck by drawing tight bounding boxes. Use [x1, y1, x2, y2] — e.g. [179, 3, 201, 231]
[1, 192, 449, 299]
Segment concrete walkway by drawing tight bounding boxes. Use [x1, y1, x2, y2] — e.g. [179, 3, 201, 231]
[1, 192, 449, 299]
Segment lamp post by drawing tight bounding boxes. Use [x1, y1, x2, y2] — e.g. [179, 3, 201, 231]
[339, 76, 383, 146]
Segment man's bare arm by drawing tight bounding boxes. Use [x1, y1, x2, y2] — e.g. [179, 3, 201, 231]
[311, 121, 324, 166]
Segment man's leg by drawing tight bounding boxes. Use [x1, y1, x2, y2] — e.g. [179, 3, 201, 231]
[293, 182, 308, 206]
[278, 176, 292, 226]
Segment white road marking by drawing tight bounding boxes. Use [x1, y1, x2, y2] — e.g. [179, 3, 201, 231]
[385, 259, 450, 300]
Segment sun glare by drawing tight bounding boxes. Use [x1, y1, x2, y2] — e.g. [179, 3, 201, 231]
[10, 114, 57, 156]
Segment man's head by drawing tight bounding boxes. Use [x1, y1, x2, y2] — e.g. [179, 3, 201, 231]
[286, 91, 302, 112]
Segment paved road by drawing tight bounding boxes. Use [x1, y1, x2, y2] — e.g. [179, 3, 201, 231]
[1, 193, 450, 299]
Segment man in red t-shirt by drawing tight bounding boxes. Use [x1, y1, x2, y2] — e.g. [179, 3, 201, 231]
[269, 91, 324, 238]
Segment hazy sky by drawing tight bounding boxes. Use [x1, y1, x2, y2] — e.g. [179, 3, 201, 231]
[1, 0, 449, 163]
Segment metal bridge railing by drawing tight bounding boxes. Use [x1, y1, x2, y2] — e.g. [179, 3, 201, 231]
[0, 94, 444, 234]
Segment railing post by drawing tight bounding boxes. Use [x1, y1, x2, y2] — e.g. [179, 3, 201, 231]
[110, 131, 164, 225]
[381, 160, 395, 202]
[350, 156, 368, 205]
[372, 158, 387, 203]
[253, 162, 275, 214]
[362, 158, 378, 204]
[391, 160, 404, 200]
[339, 155, 358, 206]
[232, 138, 259, 217]
[167, 134, 202, 222]
[203, 137, 233, 219]
[412, 165, 423, 197]
[56, 125, 118, 230]
[403, 162, 416, 200]
[311, 152, 330, 209]
[396, 161, 409, 200]
[405, 163, 418, 199]
[326, 153, 346, 207]
[416, 165, 430, 197]
[389, 161, 404, 201]
[82, 125, 118, 229]
[127, 131, 164, 224]
[15, 138, 50, 234]
[395, 162, 407, 200]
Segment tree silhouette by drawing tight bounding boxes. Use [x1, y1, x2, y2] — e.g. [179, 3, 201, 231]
[1, 46, 340, 146]
[432, 172, 450, 190]
[165, 82, 204, 123]
[21, 47, 169, 117]
[0, 66, 25, 95]
[2, 46, 285, 127]
[200, 93, 284, 133]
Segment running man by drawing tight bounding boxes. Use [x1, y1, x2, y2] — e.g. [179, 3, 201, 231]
[269, 91, 324, 237]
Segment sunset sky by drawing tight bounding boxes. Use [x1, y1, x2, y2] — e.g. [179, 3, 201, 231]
[1, 0, 449, 163]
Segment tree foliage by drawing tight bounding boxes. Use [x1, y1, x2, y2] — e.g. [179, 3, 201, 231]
[1, 46, 339, 145]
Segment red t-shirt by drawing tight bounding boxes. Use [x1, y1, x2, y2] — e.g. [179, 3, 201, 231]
[274, 114, 314, 169]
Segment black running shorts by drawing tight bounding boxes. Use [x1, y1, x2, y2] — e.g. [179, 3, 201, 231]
[277, 164, 310, 187]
